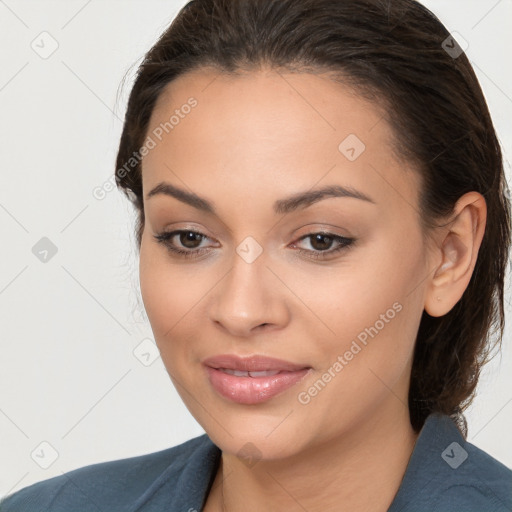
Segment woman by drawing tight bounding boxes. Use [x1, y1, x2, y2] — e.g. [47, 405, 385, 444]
[2, 0, 511, 510]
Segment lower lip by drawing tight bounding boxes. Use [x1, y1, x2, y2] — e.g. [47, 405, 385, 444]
[205, 366, 311, 404]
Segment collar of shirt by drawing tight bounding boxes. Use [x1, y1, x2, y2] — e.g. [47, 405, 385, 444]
[129, 412, 512, 512]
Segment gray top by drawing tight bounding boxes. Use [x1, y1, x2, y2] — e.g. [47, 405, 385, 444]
[1, 413, 511, 511]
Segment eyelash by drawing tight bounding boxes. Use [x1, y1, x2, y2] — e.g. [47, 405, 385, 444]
[153, 229, 355, 261]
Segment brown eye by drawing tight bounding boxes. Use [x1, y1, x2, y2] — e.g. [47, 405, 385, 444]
[309, 233, 335, 251]
[292, 232, 355, 261]
[179, 231, 204, 249]
[153, 229, 212, 259]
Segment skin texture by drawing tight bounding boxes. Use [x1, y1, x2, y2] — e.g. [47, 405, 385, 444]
[138, 68, 487, 512]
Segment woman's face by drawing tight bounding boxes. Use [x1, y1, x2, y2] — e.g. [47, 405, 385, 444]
[139, 68, 433, 459]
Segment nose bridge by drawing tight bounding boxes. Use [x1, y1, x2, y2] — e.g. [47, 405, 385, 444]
[210, 240, 288, 335]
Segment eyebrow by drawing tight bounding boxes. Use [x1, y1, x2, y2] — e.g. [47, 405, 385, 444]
[146, 181, 376, 215]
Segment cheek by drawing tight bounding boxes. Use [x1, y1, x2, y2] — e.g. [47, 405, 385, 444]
[139, 262, 198, 390]
[139, 239, 196, 342]
[306, 230, 426, 370]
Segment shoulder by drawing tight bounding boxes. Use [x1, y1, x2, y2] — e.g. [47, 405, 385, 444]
[389, 413, 512, 512]
[430, 436, 512, 512]
[0, 434, 219, 512]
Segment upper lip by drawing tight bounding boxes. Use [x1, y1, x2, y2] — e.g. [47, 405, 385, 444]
[203, 354, 310, 372]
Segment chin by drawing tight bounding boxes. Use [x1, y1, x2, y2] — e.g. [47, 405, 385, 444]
[195, 407, 312, 461]
[215, 430, 305, 462]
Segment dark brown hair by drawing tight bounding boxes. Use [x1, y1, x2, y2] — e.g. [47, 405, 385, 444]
[115, 0, 511, 436]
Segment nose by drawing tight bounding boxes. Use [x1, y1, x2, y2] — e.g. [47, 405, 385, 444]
[209, 252, 290, 338]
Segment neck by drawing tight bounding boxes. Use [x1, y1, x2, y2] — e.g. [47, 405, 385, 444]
[212, 404, 420, 512]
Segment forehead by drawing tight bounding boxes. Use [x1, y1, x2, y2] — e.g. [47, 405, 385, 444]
[142, 68, 421, 219]
[148, 67, 388, 149]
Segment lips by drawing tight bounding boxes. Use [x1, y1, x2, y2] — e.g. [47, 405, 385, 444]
[203, 354, 311, 404]
[203, 354, 309, 372]
[221, 369, 280, 377]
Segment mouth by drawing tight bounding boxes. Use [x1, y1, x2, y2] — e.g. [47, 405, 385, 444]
[203, 354, 310, 372]
[203, 354, 312, 404]
[217, 369, 282, 377]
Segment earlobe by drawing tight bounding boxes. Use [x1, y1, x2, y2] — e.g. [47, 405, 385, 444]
[424, 192, 487, 318]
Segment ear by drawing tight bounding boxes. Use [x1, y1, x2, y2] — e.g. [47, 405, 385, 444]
[424, 191, 487, 317]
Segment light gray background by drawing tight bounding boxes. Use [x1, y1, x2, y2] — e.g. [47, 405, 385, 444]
[1, 0, 511, 498]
